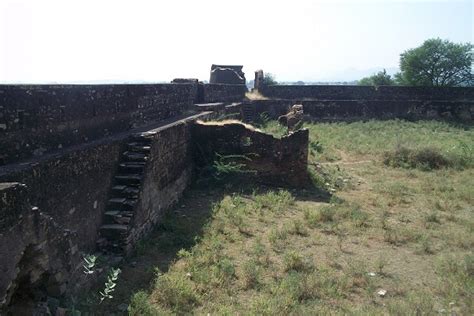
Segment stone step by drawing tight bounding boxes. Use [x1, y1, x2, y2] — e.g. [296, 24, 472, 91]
[118, 162, 145, 174]
[112, 185, 127, 193]
[96, 237, 108, 248]
[99, 242, 125, 254]
[100, 224, 129, 240]
[104, 211, 133, 225]
[112, 185, 140, 198]
[114, 174, 142, 186]
[129, 134, 152, 144]
[123, 151, 148, 162]
[108, 197, 126, 204]
[105, 210, 134, 217]
[127, 144, 151, 153]
[104, 210, 120, 217]
[108, 197, 137, 211]
[108, 198, 126, 210]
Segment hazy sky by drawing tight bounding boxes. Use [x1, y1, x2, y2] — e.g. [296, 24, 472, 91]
[0, 0, 472, 83]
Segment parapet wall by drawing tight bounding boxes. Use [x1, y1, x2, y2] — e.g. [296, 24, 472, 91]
[248, 99, 474, 122]
[202, 84, 247, 103]
[0, 84, 196, 165]
[260, 85, 474, 101]
[0, 83, 248, 166]
[256, 85, 473, 121]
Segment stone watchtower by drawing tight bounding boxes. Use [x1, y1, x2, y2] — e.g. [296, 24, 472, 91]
[254, 70, 264, 91]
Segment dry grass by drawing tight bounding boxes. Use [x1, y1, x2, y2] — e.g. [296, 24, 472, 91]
[245, 90, 268, 100]
[196, 119, 260, 131]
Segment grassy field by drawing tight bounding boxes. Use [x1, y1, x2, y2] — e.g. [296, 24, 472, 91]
[97, 120, 472, 315]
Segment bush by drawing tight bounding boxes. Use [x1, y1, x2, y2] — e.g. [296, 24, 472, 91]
[242, 259, 261, 289]
[263, 73, 278, 85]
[152, 274, 200, 313]
[283, 251, 313, 272]
[212, 153, 256, 180]
[384, 145, 450, 170]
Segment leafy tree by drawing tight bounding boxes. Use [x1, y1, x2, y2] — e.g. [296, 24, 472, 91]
[263, 73, 278, 85]
[358, 69, 394, 86]
[396, 38, 473, 86]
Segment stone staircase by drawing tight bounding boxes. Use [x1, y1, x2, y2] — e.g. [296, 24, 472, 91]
[96, 134, 151, 254]
[241, 102, 256, 122]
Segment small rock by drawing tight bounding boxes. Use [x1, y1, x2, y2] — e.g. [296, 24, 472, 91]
[367, 272, 376, 277]
[377, 289, 387, 297]
[110, 256, 123, 265]
[47, 296, 60, 306]
[55, 307, 67, 316]
[117, 303, 128, 312]
[186, 272, 192, 278]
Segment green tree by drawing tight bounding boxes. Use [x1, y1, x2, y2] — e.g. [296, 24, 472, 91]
[396, 38, 473, 86]
[358, 69, 394, 86]
[263, 73, 278, 85]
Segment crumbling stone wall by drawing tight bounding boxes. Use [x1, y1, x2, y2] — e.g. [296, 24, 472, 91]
[192, 122, 310, 187]
[209, 65, 246, 85]
[0, 183, 82, 311]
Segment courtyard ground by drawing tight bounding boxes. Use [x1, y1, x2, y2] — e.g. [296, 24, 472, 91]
[91, 119, 472, 315]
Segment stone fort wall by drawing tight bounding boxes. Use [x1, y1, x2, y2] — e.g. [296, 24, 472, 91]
[254, 85, 474, 121]
[260, 84, 474, 101]
[0, 83, 247, 165]
[0, 83, 246, 311]
[1, 81, 472, 311]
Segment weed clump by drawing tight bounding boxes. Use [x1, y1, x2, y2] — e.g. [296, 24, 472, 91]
[384, 145, 451, 170]
[129, 291, 162, 316]
[151, 273, 200, 313]
[242, 259, 261, 289]
[283, 251, 313, 272]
